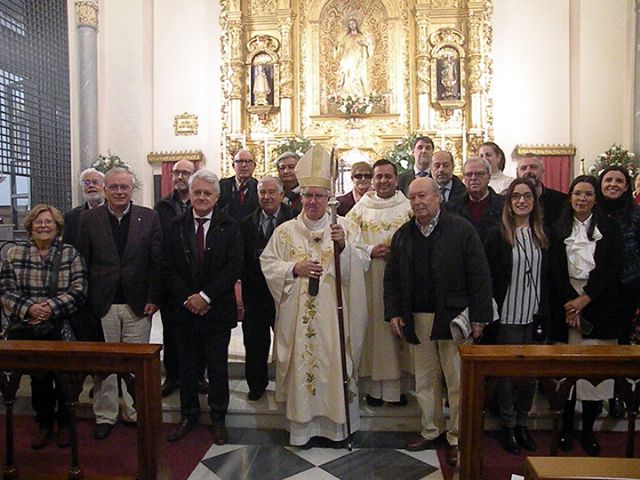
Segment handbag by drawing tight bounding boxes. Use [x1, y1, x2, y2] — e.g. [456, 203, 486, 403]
[6, 246, 63, 341]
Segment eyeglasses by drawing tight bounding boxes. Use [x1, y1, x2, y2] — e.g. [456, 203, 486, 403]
[33, 219, 55, 226]
[511, 192, 533, 201]
[172, 169, 193, 177]
[234, 159, 254, 165]
[82, 179, 102, 187]
[301, 193, 328, 201]
[463, 171, 488, 178]
[106, 184, 132, 192]
[352, 173, 372, 180]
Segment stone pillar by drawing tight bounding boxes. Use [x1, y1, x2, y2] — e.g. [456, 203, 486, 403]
[415, 13, 431, 131]
[634, 1, 640, 155]
[76, 1, 99, 171]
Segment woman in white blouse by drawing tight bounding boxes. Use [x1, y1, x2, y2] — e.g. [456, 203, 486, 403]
[484, 178, 549, 455]
[550, 175, 624, 456]
[478, 142, 515, 194]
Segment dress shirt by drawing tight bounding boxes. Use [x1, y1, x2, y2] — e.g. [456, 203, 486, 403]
[415, 211, 440, 238]
[565, 214, 602, 281]
[108, 201, 132, 223]
[193, 211, 213, 304]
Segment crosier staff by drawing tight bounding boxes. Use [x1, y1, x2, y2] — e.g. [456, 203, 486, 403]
[328, 147, 352, 450]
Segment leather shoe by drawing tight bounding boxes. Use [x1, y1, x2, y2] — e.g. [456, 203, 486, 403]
[365, 395, 383, 407]
[167, 418, 198, 443]
[581, 432, 601, 456]
[248, 390, 264, 401]
[405, 434, 440, 451]
[31, 427, 52, 449]
[558, 430, 573, 452]
[56, 426, 71, 448]
[446, 444, 458, 467]
[92, 423, 114, 440]
[161, 378, 180, 397]
[501, 427, 521, 455]
[211, 422, 228, 445]
[514, 425, 536, 451]
[609, 394, 625, 418]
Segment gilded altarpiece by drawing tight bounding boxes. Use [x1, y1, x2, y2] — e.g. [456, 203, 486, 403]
[219, 0, 494, 177]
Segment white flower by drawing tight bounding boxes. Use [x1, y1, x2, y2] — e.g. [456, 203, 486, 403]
[629, 152, 635, 158]
[400, 160, 408, 169]
[365, 105, 372, 114]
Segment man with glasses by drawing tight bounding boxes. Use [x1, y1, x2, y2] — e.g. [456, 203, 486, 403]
[63, 168, 105, 246]
[78, 167, 163, 440]
[446, 157, 504, 242]
[218, 149, 259, 221]
[398, 135, 435, 196]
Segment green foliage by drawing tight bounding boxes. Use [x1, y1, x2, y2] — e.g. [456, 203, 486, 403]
[93, 151, 140, 189]
[385, 133, 417, 174]
[589, 144, 638, 178]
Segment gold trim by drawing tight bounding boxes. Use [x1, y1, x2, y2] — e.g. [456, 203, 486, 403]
[173, 112, 199, 136]
[75, 1, 98, 28]
[147, 150, 204, 164]
[515, 144, 577, 156]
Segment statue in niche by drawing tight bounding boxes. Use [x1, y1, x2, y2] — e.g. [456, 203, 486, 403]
[437, 53, 460, 100]
[252, 63, 273, 106]
[334, 18, 372, 98]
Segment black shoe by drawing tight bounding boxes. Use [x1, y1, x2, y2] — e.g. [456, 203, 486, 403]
[558, 430, 573, 452]
[248, 390, 264, 401]
[167, 418, 198, 443]
[388, 394, 408, 407]
[581, 432, 601, 456]
[198, 379, 209, 395]
[31, 427, 52, 449]
[501, 427, 521, 454]
[365, 394, 383, 407]
[161, 378, 180, 397]
[514, 425, 536, 451]
[608, 394, 625, 418]
[92, 423, 114, 440]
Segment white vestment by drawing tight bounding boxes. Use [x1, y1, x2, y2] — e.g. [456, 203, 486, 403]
[347, 191, 413, 401]
[260, 213, 369, 445]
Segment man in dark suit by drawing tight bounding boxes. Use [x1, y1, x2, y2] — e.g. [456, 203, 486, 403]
[218, 149, 259, 221]
[239, 176, 294, 401]
[445, 157, 504, 242]
[398, 135, 434, 196]
[77, 167, 163, 440]
[517, 153, 567, 227]
[63, 168, 105, 247]
[430, 150, 466, 203]
[164, 170, 243, 444]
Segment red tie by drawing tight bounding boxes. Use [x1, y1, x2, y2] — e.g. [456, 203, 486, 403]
[196, 218, 208, 263]
[238, 182, 246, 205]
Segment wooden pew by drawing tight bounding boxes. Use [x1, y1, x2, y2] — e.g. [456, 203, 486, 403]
[524, 456, 640, 480]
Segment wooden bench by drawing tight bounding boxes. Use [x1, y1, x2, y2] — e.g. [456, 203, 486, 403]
[524, 456, 640, 480]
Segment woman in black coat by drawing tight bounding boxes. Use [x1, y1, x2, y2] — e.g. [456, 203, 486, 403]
[484, 178, 549, 455]
[550, 175, 623, 456]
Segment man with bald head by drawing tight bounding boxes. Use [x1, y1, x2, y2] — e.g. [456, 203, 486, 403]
[516, 153, 566, 227]
[384, 176, 492, 466]
[218, 149, 259, 221]
[430, 151, 466, 203]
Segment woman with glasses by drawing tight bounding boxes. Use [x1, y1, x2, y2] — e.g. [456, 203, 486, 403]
[337, 161, 373, 216]
[0, 205, 87, 450]
[550, 175, 623, 456]
[484, 178, 549, 454]
[478, 141, 514, 194]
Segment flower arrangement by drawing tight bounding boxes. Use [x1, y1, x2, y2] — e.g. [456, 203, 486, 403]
[93, 150, 140, 189]
[589, 143, 638, 178]
[328, 92, 383, 116]
[385, 133, 417, 174]
[274, 136, 313, 159]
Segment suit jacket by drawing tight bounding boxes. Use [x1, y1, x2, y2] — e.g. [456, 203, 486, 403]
[397, 170, 416, 197]
[63, 203, 90, 248]
[384, 210, 493, 340]
[336, 191, 356, 217]
[77, 204, 163, 318]
[163, 206, 243, 331]
[445, 188, 504, 242]
[540, 186, 567, 228]
[218, 176, 259, 221]
[239, 204, 294, 304]
[446, 175, 467, 203]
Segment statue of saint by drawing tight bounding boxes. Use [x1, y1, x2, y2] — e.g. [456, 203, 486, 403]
[440, 55, 459, 99]
[253, 64, 271, 105]
[334, 19, 372, 98]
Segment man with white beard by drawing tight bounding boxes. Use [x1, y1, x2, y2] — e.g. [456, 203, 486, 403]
[63, 168, 105, 246]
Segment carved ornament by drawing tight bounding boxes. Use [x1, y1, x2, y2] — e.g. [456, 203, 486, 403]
[147, 150, 204, 164]
[247, 35, 280, 56]
[515, 144, 577, 157]
[75, 1, 98, 28]
[173, 113, 199, 136]
[249, 0, 277, 16]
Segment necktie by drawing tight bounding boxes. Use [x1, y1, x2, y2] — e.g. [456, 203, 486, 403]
[238, 182, 246, 205]
[264, 215, 275, 239]
[416, 171, 428, 178]
[440, 186, 448, 201]
[195, 218, 209, 263]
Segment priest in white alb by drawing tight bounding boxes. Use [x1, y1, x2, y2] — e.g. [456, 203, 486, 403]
[347, 159, 413, 407]
[260, 145, 369, 447]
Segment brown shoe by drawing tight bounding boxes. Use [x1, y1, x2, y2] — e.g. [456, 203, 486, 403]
[406, 434, 441, 451]
[211, 422, 228, 445]
[446, 443, 459, 467]
[56, 426, 71, 448]
[31, 428, 52, 450]
[167, 418, 198, 443]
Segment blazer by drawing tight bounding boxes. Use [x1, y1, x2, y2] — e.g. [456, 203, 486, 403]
[63, 203, 90, 248]
[163, 206, 243, 331]
[218, 176, 259, 221]
[445, 188, 504, 242]
[446, 175, 467, 203]
[397, 170, 416, 197]
[336, 191, 357, 217]
[77, 204, 163, 318]
[540, 186, 567, 229]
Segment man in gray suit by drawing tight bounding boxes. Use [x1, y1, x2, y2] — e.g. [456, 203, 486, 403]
[78, 167, 163, 440]
[398, 136, 435, 196]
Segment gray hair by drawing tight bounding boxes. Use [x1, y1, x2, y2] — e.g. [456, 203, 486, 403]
[276, 152, 299, 166]
[105, 167, 133, 186]
[258, 175, 284, 193]
[464, 157, 491, 174]
[188, 169, 220, 193]
[79, 168, 105, 185]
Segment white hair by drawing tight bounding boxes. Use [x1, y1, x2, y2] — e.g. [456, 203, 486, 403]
[258, 175, 284, 193]
[79, 167, 105, 185]
[188, 169, 220, 193]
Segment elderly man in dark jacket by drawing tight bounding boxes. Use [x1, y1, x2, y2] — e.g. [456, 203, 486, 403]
[163, 169, 243, 445]
[384, 177, 492, 466]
